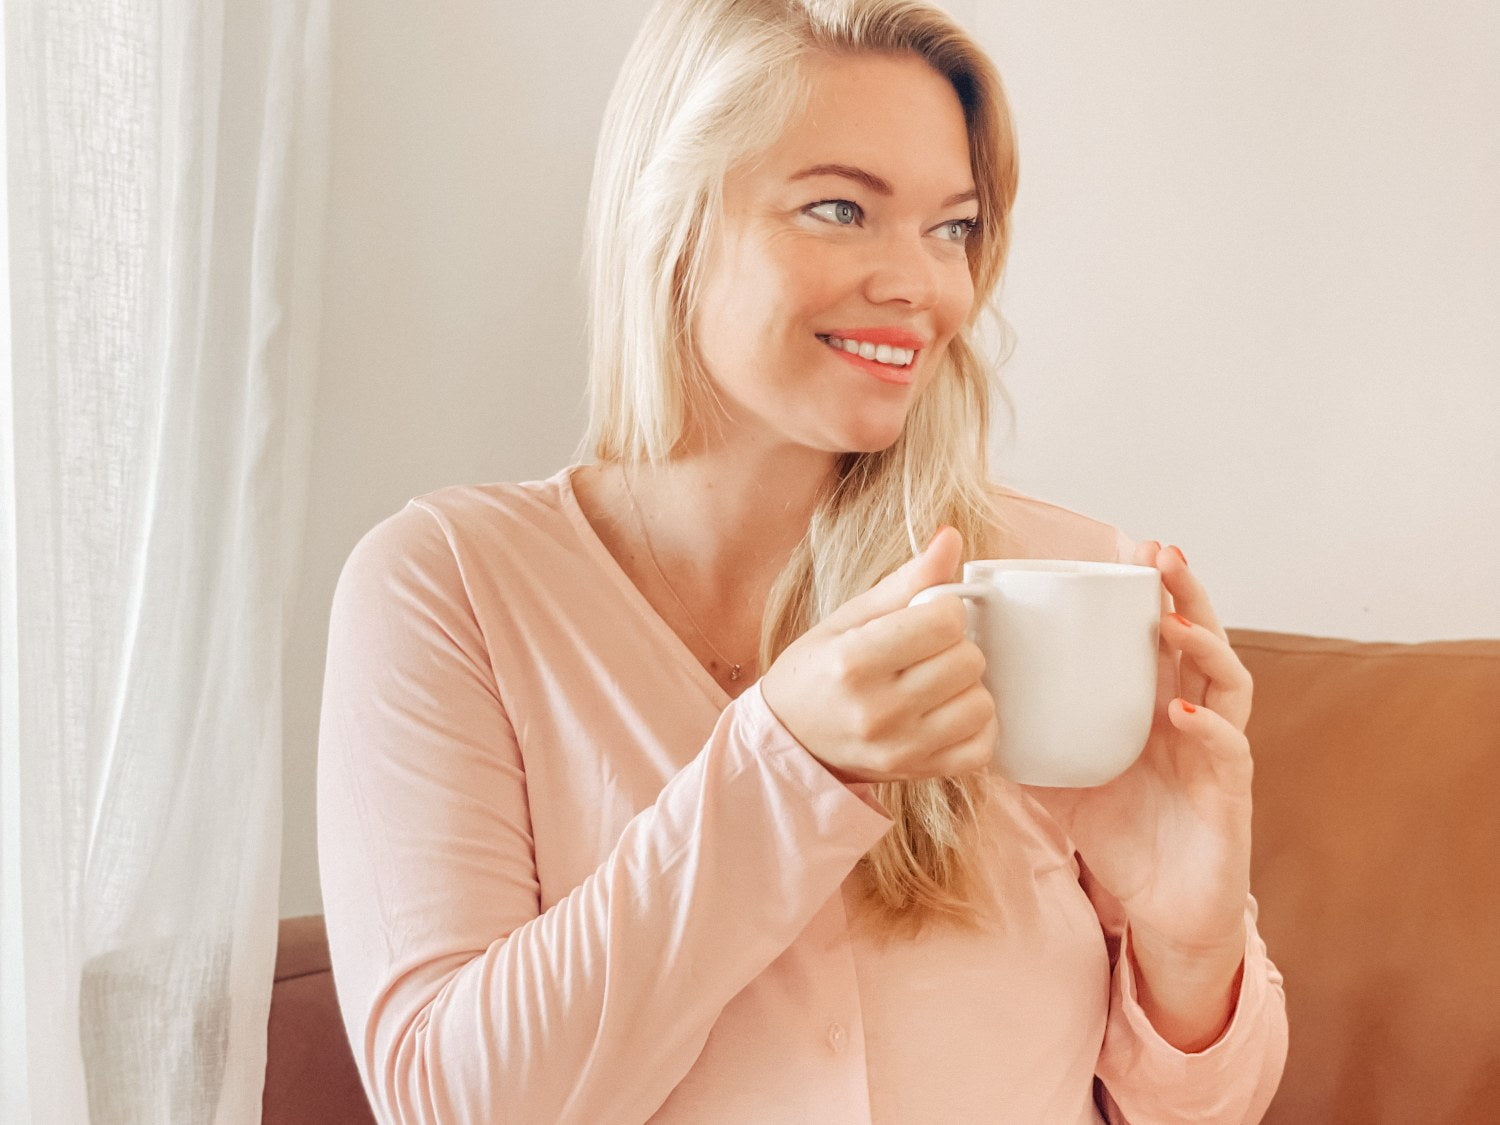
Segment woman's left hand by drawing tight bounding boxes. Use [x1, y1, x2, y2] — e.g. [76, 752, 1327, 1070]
[1027, 542, 1254, 960]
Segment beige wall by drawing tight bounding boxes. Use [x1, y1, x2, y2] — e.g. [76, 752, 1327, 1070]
[281, 1, 1499, 915]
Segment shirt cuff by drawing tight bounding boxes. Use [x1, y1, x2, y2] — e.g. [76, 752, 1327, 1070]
[1101, 903, 1282, 1097]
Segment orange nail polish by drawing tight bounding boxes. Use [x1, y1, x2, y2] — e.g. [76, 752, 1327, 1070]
[1178, 699, 1197, 713]
[1170, 545, 1188, 567]
[1170, 612, 1191, 628]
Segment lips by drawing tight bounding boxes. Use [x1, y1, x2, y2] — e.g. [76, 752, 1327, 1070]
[822, 326, 927, 350]
[817, 333, 921, 386]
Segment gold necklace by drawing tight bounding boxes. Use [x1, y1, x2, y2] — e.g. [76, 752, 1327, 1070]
[621, 470, 754, 683]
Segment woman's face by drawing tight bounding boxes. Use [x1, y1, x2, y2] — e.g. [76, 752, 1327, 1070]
[690, 50, 979, 458]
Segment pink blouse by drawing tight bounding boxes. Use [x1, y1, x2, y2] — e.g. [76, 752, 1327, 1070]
[317, 466, 1287, 1123]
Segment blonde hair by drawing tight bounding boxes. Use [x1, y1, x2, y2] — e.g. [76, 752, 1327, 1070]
[583, 0, 1020, 930]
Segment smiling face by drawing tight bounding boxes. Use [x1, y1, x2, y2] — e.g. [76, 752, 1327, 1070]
[688, 50, 979, 459]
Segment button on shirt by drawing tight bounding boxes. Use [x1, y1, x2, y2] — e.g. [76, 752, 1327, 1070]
[827, 1023, 848, 1053]
[317, 467, 1288, 1123]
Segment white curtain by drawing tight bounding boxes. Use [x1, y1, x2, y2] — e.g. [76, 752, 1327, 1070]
[0, 0, 329, 1119]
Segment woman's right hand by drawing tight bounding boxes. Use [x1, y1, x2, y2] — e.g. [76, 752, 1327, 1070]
[760, 526, 997, 783]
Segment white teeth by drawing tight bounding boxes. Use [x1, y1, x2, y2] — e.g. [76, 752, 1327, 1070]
[820, 335, 917, 368]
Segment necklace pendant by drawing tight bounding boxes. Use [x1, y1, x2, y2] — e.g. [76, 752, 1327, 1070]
[728, 664, 742, 682]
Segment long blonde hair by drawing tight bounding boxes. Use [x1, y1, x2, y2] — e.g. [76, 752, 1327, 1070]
[583, 0, 1020, 929]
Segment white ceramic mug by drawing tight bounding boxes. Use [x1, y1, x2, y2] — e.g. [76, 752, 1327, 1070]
[910, 560, 1161, 787]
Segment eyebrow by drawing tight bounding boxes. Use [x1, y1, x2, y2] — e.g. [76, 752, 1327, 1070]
[788, 163, 978, 208]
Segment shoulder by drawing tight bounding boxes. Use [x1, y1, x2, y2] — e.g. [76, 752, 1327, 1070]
[986, 483, 1137, 565]
[407, 472, 574, 548]
[338, 469, 578, 600]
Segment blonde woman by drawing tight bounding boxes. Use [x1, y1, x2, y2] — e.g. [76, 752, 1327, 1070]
[317, 0, 1288, 1120]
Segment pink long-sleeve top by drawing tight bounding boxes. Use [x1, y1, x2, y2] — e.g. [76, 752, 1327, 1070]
[317, 466, 1288, 1123]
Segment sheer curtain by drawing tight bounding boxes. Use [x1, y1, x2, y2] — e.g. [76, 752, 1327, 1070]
[1, 0, 329, 1119]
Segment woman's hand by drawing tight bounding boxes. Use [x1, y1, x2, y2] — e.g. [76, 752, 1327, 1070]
[1026, 542, 1255, 1047]
[761, 527, 998, 784]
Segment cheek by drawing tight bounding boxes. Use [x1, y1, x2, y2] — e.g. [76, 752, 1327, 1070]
[694, 241, 773, 357]
[764, 244, 846, 324]
[934, 279, 976, 363]
[943, 267, 977, 329]
[766, 228, 875, 306]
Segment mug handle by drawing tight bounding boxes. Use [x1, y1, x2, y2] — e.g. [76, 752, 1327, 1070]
[908, 581, 993, 611]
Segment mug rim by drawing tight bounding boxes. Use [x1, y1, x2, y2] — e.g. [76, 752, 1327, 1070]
[963, 559, 1155, 577]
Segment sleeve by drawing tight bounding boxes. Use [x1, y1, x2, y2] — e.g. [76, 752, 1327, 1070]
[1084, 867, 1288, 1123]
[315, 503, 893, 1124]
[1086, 527, 1290, 1121]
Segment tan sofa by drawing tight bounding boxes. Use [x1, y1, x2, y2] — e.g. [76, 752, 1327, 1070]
[264, 628, 1500, 1123]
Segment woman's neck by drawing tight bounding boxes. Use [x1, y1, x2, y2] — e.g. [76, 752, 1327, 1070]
[572, 440, 836, 691]
[617, 443, 833, 592]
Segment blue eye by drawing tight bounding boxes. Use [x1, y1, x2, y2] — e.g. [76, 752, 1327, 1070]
[936, 218, 978, 244]
[808, 200, 861, 226]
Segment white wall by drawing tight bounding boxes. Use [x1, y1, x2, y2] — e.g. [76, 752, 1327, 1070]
[977, 2, 1499, 645]
[280, 1, 1499, 916]
[280, 0, 655, 916]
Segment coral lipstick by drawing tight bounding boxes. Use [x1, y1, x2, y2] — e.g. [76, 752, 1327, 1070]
[823, 326, 926, 349]
[824, 345, 916, 386]
[817, 326, 927, 386]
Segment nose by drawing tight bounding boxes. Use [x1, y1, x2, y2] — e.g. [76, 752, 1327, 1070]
[862, 231, 942, 310]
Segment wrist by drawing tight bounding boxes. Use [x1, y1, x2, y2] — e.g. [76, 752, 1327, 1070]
[1127, 920, 1247, 1053]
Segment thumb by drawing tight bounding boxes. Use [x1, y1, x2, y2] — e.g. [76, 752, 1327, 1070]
[825, 526, 963, 632]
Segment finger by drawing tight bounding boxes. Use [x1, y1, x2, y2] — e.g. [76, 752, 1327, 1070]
[1155, 543, 1222, 705]
[910, 683, 996, 775]
[892, 637, 987, 710]
[1162, 612, 1253, 730]
[1167, 697, 1254, 779]
[835, 683, 993, 782]
[1129, 538, 1170, 617]
[1136, 540, 1181, 708]
[824, 526, 962, 633]
[1156, 544, 1225, 637]
[922, 715, 999, 779]
[844, 595, 969, 678]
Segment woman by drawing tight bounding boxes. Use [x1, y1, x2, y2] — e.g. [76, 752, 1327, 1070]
[317, 0, 1288, 1121]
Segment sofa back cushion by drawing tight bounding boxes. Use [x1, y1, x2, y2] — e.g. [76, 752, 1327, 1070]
[1232, 628, 1500, 1124]
[263, 914, 374, 1123]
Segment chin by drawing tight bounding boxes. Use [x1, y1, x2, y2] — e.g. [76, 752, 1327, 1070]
[834, 420, 908, 455]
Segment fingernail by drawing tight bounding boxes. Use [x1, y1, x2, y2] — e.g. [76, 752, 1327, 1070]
[1169, 545, 1188, 567]
[1178, 699, 1197, 714]
[1170, 612, 1191, 628]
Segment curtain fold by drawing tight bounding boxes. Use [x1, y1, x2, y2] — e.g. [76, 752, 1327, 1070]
[1, 0, 329, 1120]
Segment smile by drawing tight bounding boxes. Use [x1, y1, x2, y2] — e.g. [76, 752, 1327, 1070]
[816, 334, 916, 369]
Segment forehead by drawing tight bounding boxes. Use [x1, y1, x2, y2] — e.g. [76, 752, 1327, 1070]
[746, 51, 974, 196]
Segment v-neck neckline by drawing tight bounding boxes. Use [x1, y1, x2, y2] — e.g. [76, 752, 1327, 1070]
[554, 464, 734, 710]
